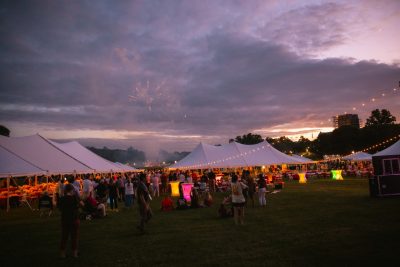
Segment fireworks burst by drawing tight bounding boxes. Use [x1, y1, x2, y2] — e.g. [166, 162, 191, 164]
[128, 80, 167, 111]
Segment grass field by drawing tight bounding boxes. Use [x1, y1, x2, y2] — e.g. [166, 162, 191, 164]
[1, 178, 400, 267]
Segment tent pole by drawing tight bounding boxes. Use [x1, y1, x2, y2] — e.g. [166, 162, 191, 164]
[6, 176, 10, 212]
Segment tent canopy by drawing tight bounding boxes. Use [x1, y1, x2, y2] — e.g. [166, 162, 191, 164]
[342, 152, 372, 161]
[373, 140, 400, 157]
[49, 140, 125, 173]
[0, 146, 46, 178]
[169, 141, 301, 169]
[0, 134, 93, 174]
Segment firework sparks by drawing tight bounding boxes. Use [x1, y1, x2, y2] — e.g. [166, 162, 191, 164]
[128, 80, 168, 111]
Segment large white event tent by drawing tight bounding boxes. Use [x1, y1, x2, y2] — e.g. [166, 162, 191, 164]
[342, 152, 372, 161]
[0, 134, 92, 175]
[49, 140, 126, 173]
[0, 146, 46, 178]
[169, 141, 302, 169]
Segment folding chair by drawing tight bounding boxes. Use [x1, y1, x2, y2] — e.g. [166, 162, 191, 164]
[20, 193, 34, 211]
[38, 194, 53, 217]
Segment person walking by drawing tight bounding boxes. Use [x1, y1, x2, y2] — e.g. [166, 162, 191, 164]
[231, 174, 248, 225]
[59, 184, 83, 258]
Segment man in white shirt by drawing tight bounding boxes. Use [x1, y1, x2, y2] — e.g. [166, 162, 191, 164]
[82, 175, 93, 200]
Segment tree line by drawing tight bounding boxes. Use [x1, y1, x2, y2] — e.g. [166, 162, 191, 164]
[86, 146, 146, 166]
[230, 109, 399, 160]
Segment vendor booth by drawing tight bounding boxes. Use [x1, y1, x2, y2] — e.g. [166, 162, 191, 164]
[369, 139, 400, 197]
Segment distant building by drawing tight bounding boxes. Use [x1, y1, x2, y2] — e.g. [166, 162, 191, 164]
[332, 114, 360, 129]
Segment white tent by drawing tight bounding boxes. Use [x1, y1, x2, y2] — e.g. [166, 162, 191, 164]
[290, 154, 315, 163]
[169, 141, 301, 169]
[49, 140, 126, 173]
[230, 141, 301, 166]
[0, 146, 46, 178]
[373, 140, 400, 157]
[0, 134, 93, 174]
[342, 152, 372, 161]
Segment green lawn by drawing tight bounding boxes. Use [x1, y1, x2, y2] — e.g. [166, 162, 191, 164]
[1, 178, 400, 267]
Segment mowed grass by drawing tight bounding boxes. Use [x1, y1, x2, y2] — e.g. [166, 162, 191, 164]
[1, 178, 400, 267]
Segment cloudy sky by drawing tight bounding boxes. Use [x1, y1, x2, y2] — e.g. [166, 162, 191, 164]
[1, 0, 399, 159]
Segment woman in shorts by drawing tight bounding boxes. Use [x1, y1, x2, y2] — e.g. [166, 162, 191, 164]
[231, 174, 248, 225]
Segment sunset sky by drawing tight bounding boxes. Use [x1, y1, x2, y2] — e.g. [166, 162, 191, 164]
[1, 0, 399, 159]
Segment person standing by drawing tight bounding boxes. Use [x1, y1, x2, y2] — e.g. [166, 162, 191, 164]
[117, 175, 126, 202]
[151, 172, 160, 198]
[108, 179, 119, 212]
[54, 177, 64, 208]
[82, 175, 93, 201]
[231, 174, 248, 225]
[208, 170, 216, 193]
[161, 172, 168, 194]
[59, 184, 83, 258]
[247, 174, 256, 208]
[137, 173, 152, 233]
[257, 174, 267, 207]
[125, 177, 134, 208]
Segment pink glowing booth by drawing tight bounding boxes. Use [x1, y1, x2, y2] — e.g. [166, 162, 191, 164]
[181, 183, 194, 202]
[170, 181, 180, 197]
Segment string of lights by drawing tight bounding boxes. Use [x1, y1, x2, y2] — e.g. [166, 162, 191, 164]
[173, 143, 276, 169]
[174, 134, 400, 169]
[356, 134, 400, 153]
[323, 86, 399, 127]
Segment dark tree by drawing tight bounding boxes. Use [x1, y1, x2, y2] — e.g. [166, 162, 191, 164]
[365, 109, 396, 127]
[0, 125, 10, 137]
[233, 133, 264, 144]
[87, 146, 146, 165]
[159, 150, 190, 164]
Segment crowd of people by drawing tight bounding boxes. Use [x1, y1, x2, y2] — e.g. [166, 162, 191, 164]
[52, 168, 318, 258]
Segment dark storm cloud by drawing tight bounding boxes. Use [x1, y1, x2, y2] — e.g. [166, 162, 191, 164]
[0, 0, 399, 141]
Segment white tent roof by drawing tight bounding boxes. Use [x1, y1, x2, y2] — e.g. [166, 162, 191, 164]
[169, 141, 300, 169]
[231, 141, 300, 166]
[49, 140, 125, 173]
[0, 146, 46, 178]
[290, 154, 315, 163]
[373, 139, 400, 157]
[0, 134, 93, 174]
[342, 152, 372, 161]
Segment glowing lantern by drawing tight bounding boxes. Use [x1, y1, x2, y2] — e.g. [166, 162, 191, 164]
[181, 183, 194, 202]
[331, 170, 343, 180]
[299, 173, 307, 184]
[267, 173, 273, 183]
[170, 181, 180, 197]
